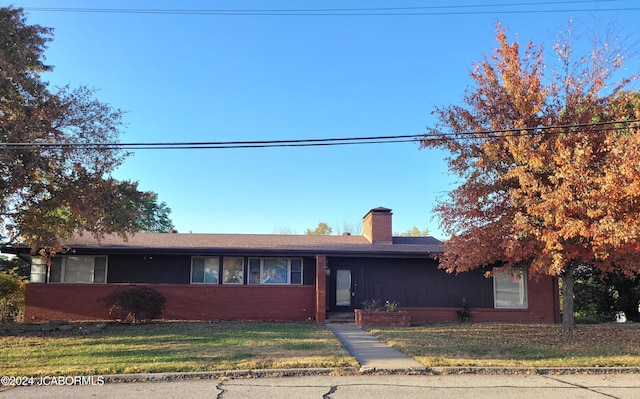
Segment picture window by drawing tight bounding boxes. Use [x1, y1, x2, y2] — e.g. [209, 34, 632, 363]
[48, 256, 108, 284]
[223, 257, 244, 284]
[494, 269, 527, 308]
[248, 258, 303, 285]
[191, 257, 219, 284]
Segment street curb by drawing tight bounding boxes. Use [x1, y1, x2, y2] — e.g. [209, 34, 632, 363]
[99, 366, 640, 383]
[101, 368, 360, 383]
[428, 367, 640, 375]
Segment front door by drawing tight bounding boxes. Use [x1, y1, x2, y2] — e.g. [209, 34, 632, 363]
[335, 269, 353, 311]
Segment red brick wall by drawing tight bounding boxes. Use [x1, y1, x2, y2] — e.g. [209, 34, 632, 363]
[354, 309, 411, 327]
[315, 255, 326, 324]
[24, 284, 316, 322]
[405, 275, 559, 323]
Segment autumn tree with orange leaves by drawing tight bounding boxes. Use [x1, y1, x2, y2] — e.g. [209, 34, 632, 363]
[422, 22, 640, 330]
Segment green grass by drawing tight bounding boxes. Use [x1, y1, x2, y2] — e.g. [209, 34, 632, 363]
[4, 321, 640, 376]
[369, 323, 640, 368]
[0, 321, 357, 376]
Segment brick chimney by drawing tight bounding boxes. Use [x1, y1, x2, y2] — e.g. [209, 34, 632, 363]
[363, 207, 393, 244]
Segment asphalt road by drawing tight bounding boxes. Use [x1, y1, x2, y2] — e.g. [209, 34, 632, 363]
[2, 373, 639, 399]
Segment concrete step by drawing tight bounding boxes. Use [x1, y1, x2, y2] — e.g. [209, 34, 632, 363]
[325, 312, 355, 323]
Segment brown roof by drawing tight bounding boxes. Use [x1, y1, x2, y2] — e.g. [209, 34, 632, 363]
[58, 232, 443, 257]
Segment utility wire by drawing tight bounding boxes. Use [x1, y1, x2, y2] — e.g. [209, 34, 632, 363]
[23, 0, 636, 16]
[1, 133, 422, 149]
[430, 119, 640, 141]
[1, 119, 638, 150]
[23, 0, 622, 13]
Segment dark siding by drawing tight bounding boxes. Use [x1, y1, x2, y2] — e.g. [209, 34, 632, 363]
[107, 255, 190, 284]
[328, 257, 494, 310]
[106, 254, 316, 286]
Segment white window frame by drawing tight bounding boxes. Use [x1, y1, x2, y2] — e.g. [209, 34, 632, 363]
[222, 257, 244, 284]
[493, 269, 528, 309]
[248, 258, 303, 285]
[48, 256, 108, 284]
[191, 256, 220, 284]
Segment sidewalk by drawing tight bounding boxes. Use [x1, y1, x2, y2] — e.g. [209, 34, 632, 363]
[326, 323, 426, 372]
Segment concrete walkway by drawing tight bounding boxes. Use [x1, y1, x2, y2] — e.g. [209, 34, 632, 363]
[326, 324, 426, 372]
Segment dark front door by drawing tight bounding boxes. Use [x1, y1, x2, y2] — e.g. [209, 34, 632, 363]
[334, 269, 354, 311]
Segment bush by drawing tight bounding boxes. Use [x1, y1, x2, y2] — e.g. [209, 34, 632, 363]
[361, 299, 381, 312]
[0, 271, 27, 323]
[0, 257, 30, 279]
[384, 300, 399, 312]
[574, 264, 640, 322]
[457, 298, 471, 322]
[105, 286, 166, 323]
[361, 299, 400, 312]
[574, 265, 613, 323]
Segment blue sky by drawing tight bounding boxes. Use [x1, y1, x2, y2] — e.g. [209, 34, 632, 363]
[9, 1, 640, 238]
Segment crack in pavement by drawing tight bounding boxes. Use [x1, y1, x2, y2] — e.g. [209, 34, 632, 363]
[215, 382, 227, 399]
[214, 376, 639, 398]
[541, 375, 622, 399]
[322, 385, 338, 399]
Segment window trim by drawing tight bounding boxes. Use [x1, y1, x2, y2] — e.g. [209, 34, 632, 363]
[248, 258, 303, 285]
[48, 256, 108, 284]
[493, 269, 528, 309]
[190, 256, 220, 284]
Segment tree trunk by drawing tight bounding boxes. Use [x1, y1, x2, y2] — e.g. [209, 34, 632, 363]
[560, 262, 578, 331]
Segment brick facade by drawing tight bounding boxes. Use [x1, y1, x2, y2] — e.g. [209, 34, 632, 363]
[24, 284, 316, 322]
[354, 309, 411, 327]
[315, 254, 327, 324]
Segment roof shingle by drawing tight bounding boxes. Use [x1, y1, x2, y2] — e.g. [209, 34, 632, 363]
[59, 232, 443, 256]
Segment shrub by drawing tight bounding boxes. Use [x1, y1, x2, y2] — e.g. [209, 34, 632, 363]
[361, 299, 381, 312]
[105, 286, 166, 323]
[0, 257, 30, 279]
[574, 264, 640, 322]
[361, 299, 400, 312]
[0, 271, 27, 323]
[457, 298, 471, 322]
[384, 300, 399, 312]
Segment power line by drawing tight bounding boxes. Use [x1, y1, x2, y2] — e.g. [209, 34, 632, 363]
[1, 119, 638, 151]
[2, 135, 422, 150]
[22, 0, 637, 16]
[431, 119, 640, 141]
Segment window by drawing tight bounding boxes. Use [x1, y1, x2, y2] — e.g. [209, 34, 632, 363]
[48, 256, 108, 283]
[191, 257, 219, 284]
[290, 258, 302, 285]
[223, 257, 244, 284]
[248, 258, 303, 285]
[494, 269, 527, 308]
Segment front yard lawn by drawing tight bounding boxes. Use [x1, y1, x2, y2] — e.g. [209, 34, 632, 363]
[369, 323, 640, 368]
[0, 321, 357, 376]
[3, 321, 639, 377]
